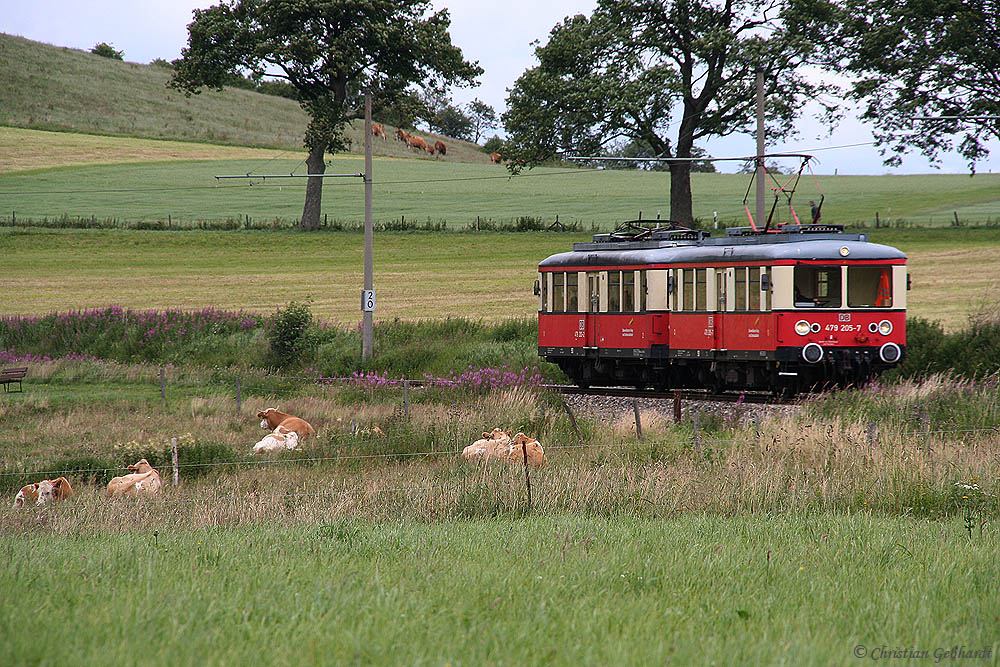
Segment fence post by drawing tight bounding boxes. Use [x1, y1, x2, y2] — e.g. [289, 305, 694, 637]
[171, 437, 179, 487]
[632, 399, 643, 440]
[673, 390, 682, 424]
[867, 421, 877, 454]
[236, 377, 242, 414]
[160, 367, 166, 409]
[693, 411, 701, 456]
[560, 399, 585, 445]
[920, 408, 929, 455]
[403, 379, 410, 419]
[522, 439, 532, 510]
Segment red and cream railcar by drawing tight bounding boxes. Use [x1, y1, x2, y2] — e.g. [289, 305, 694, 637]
[537, 223, 906, 394]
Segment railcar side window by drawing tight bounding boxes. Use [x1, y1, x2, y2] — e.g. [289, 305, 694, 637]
[672, 270, 681, 311]
[639, 271, 647, 311]
[848, 266, 892, 307]
[541, 273, 548, 312]
[735, 268, 747, 310]
[794, 266, 842, 308]
[567, 272, 579, 311]
[749, 267, 761, 311]
[683, 269, 694, 310]
[609, 271, 621, 312]
[695, 269, 706, 311]
[623, 271, 635, 312]
[761, 270, 771, 310]
[553, 272, 565, 312]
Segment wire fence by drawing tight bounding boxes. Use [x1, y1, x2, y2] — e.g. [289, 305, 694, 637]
[4, 424, 999, 482]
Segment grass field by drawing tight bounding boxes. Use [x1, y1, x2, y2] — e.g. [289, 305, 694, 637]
[2, 512, 996, 665]
[0, 34, 492, 164]
[2, 225, 998, 330]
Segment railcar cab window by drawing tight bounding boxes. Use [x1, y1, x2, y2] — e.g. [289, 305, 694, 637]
[540, 272, 548, 312]
[794, 265, 842, 308]
[848, 266, 892, 308]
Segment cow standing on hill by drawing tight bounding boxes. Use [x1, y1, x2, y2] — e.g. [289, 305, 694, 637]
[490, 152, 502, 164]
[409, 135, 428, 153]
[371, 123, 387, 142]
[434, 141, 446, 156]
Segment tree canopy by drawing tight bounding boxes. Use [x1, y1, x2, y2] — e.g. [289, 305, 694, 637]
[821, 0, 1000, 171]
[170, 0, 481, 229]
[503, 0, 834, 224]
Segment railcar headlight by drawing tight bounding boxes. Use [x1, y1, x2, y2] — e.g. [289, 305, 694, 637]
[880, 342, 901, 363]
[868, 322, 879, 333]
[802, 343, 824, 363]
[810, 322, 821, 333]
[878, 320, 893, 335]
[795, 320, 811, 336]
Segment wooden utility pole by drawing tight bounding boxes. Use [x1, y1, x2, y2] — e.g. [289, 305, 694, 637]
[362, 94, 374, 360]
[755, 66, 766, 226]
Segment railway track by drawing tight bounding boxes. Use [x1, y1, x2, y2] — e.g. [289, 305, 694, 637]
[542, 384, 794, 405]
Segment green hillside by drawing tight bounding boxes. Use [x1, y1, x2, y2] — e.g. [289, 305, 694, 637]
[0, 33, 492, 163]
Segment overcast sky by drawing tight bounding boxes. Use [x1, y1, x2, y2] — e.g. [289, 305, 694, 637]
[4, 0, 998, 175]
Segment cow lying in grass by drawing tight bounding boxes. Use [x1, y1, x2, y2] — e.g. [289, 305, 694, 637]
[12, 477, 74, 507]
[257, 408, 315, 440]
[461, 430, 547, 467]
[106, 459, 162, 497]
[253, 425, 300, 454]
[461, 428, 511, 462]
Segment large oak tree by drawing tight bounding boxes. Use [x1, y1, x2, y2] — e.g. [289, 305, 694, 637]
[171, 0, 481, 229]
[821, 0, 1000, 170]
[503, 0, 835, 224]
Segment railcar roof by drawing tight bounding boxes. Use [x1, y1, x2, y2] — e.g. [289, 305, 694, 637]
[539, 230, 906, 268]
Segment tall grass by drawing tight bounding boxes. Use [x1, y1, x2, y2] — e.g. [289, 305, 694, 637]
[1, 514, 996, 665]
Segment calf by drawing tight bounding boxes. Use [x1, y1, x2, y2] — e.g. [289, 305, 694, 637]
[257, 408, 315, 440]
[434, 141, 446, 156]
[253, 425, 300, 454]
[106, 459, 162, 497]
[36, 477, 74, 505]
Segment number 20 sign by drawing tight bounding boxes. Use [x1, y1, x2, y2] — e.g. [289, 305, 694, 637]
[362, 290, 376, 312]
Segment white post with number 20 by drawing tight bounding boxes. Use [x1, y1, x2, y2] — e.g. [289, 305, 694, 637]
[362, 289, 376, 312]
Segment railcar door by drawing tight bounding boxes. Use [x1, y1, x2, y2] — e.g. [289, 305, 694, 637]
[713, 268, 730, 351]
[585, 272, 600, 347]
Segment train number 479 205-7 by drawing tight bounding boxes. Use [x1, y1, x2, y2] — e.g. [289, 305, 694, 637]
[826, 324, 861, 332]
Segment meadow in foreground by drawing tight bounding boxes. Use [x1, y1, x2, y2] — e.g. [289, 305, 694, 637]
[1, 512, 996, 665]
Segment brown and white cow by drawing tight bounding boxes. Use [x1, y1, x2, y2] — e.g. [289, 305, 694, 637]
[395, 128, 410, 143]
[372, 123, 387, 142]
[12, 477, 75, 507]
[36, 477, 74, 505]
[490, 152, 502, 164]
[434, 141, 446, 156]
[12, 483, 39, 508]
[461, 428, 511, 462]
[257, 408, 315, 440]
[106, 459, 162, 497]
[253, 425, 300, 454]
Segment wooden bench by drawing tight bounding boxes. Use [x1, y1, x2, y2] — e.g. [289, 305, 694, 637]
[1, 366, 27, 393]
